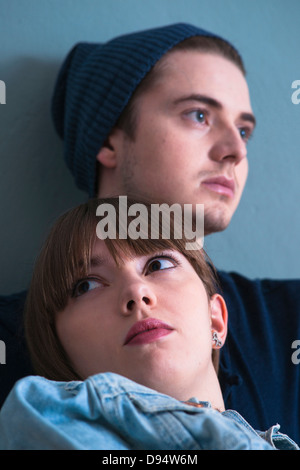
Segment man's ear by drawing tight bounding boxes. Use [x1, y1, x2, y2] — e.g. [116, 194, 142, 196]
[96, 127, 125, 169]
[210, 294, 228, 347]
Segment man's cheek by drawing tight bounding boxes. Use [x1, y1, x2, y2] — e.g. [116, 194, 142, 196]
[237, 159, 249, 190]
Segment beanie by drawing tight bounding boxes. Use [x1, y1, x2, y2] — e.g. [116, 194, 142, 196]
[51, 23, 229, 197]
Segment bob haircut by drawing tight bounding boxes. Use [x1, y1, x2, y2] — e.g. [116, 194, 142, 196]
[24, 197, 220, 381]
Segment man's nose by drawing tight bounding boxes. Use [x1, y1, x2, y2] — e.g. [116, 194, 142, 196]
[120, 279, 157, 316]
[209, 124, 247, 165]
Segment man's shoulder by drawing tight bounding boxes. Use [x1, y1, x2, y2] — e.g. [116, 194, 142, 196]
[0, 290, 34, 408]
[217, 269, 300, 343]
[0, 291, 28, 333]
[217, 270, 300, 310]
[217, 269, 300, 290]
[218, 270, 300, 444]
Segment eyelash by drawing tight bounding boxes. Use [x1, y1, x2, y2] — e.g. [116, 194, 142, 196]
[185, 108, 208, 125]
[71, 277, 105, 298]
[239, 127, 253, 143]
[71, 252, 181, 298]
[185, 108, 254, 143]
[145, 252, 182, 274]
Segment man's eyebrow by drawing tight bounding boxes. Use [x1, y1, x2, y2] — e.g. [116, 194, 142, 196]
[240, 111, 256, 128]
[173, 94, 256, 128]
[173, 94, 222, 110]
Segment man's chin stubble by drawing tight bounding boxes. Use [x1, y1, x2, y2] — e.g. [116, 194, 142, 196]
[203, 209, 231, 236]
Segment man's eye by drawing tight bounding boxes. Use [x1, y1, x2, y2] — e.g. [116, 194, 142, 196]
[239, 127, 253, 143]
[194, 110, 206, 123]
[146, 257, 176, 274]
[72, 278, 103, 297]
[185, 109, 208, 125]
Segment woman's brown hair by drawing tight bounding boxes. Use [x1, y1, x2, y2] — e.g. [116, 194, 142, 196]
[24, 197, 220, 381]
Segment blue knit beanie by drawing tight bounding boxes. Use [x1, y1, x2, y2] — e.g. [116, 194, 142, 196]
[51, 23, 231, 197]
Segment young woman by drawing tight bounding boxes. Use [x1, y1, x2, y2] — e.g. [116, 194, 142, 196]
[0, 198, 297, 450]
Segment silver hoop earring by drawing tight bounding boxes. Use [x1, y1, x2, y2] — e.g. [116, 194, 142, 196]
[212, 332, 222, 348]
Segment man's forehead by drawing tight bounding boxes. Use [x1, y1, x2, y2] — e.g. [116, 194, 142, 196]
[146, 50, 253, 115]
[158, 48, 244, 77]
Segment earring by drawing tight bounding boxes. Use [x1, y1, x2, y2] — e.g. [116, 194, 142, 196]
[212, 331, 222, 348]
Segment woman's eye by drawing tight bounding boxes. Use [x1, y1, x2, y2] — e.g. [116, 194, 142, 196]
[147, 257, 176, 274]
[72, 278, 103, 297]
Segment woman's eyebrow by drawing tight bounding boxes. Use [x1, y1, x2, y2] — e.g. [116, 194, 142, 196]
[89, 254, 110, 268]
[172, 93, 256, 128]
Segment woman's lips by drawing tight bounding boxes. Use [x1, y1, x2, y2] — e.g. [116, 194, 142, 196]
[201, 176, 235, 198]
[124, 318, 174, 346]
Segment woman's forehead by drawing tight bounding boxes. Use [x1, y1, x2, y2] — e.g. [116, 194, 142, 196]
[89, 239, 200, 278]
[90, 238, 176, 267]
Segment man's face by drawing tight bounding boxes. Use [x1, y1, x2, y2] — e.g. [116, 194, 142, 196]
[100, 51, 255, 235]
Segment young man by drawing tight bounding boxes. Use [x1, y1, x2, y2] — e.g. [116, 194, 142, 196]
[1, 23, 300, 444]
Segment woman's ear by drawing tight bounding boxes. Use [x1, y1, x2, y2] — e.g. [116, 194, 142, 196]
[96, 127, 125, 169]
[210, 294, 228, 348]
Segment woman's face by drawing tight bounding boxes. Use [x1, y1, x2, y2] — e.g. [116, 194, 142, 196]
[56, 240, 227, 400]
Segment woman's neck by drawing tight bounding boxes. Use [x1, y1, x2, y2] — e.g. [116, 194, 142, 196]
[149, 365, 225, 411]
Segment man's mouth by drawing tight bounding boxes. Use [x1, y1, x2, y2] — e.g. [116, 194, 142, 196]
[201, 176, 235, 198]
[124, 318, 174, 346]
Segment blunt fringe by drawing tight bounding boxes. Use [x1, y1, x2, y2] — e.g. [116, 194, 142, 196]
[24, 197, 220, 381]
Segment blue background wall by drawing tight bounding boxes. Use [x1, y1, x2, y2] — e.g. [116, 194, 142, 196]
[0, 0, 299, 294]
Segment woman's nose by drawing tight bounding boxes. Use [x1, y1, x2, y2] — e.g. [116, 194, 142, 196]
[120, 280, 157, 316]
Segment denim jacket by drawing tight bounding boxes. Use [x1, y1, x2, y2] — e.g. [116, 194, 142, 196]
[0, 373, 298, 450]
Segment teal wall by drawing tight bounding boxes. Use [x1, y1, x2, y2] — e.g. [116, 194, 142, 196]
[0, 0, 299, 294]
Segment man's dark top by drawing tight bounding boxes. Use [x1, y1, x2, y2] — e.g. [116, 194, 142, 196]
[1, 272, 300, 445]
